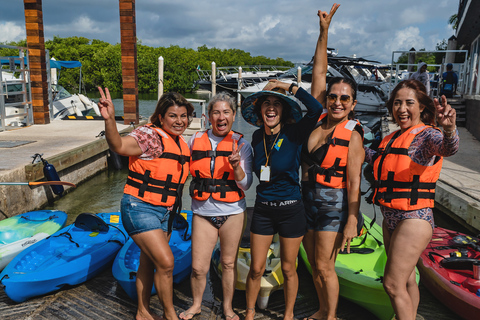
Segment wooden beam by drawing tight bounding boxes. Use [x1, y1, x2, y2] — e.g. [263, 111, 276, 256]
[119, 0, 139, 125]
[24, 0, 49, 124]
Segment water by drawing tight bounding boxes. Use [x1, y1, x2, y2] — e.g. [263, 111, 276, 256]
[42, 94, 462, 319]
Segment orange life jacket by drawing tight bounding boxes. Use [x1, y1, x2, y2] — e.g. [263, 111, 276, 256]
[189, 130, 245, 202]
[124, 126, 190, 206]
[372, 124, 443, 210]
[304, 113, 364, 189]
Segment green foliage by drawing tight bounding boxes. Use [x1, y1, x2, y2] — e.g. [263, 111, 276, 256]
[4, 37, 293, 94]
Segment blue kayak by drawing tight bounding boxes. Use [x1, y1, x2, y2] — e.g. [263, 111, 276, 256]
[112, 210, 192, 300]
[0, 212, 128, 302]
[0, 210, 68, 270]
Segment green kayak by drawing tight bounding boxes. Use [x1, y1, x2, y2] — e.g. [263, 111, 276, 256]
[299, 214, 420, 320]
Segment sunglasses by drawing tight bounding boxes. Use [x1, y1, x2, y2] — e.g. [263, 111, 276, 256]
[327, 93, 351, 104]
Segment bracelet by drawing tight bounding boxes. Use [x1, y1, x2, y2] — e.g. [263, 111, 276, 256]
[444, 126, 457, 138]
[288, 82, 297, 94]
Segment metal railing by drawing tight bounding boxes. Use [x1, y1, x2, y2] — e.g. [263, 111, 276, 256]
[0, 45, 33, 132]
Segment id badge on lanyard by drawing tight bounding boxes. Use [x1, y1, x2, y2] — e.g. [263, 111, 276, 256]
[260, 165, 270, 181]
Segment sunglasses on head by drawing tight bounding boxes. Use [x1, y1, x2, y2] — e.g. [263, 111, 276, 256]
[327, 93, 351, 104]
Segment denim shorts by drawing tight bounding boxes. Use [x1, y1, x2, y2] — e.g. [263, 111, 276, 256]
[120, 194, 171, 236]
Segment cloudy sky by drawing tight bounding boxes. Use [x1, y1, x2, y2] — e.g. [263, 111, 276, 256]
[1, 0, 457, 64]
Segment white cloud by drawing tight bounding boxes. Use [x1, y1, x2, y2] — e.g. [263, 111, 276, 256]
[0, 0, 459, 63]
[385, 26, 425, 54]
[0, 22, 25, 43]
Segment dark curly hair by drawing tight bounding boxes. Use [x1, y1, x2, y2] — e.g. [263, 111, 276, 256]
[386, 80, 435, 126]
[150, 92, 194, 127]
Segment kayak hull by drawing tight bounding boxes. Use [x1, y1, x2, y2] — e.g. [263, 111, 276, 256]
[299, 214, 419, 320]
[0, 210, 67, 270]
[112, 210, 193, 300]
[0, 212, 127, 303]
[417, 226, 480, 320]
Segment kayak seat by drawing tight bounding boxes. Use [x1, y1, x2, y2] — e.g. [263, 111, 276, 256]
[74, 213, 109, 233]
[440, 257, 479, 270]
[172, 214, 188, 230]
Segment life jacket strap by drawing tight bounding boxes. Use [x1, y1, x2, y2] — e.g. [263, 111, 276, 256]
[308, 157, 346, 185]
[161, 152, 190, 165]
[191, 150, 232, 161]
[127, 170, 181, 200]
[190, 171, 242, 198]
[374, 171, 437, 205]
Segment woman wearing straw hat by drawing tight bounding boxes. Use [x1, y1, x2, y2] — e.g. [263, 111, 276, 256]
[241, 79, 323, 320]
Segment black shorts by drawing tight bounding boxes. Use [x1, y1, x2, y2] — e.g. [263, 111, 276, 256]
[250, 200, 307, 238]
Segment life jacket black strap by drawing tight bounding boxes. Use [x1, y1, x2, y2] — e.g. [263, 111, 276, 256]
[127, 178, 179, 199]
[308, 157, 346, 185]
[327, 136, 350, 147]
[190, 171, 242, 198]
[160, 152, 190, 165]
[191, 150, 232, 161]
[128, 170, 182, 190]
[375, 171, 437, 205]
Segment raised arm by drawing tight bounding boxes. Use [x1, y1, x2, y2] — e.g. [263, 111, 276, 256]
[311, 3, 340, 105]
[98, 87, 143, 157]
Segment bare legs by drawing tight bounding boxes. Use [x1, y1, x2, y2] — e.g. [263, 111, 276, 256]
[133, 229, 176, 320]
[181, 212, 245, 320]
[382, 219, 432, 320]
[303, 230, 343, 320]
[245, 233, 303, 320]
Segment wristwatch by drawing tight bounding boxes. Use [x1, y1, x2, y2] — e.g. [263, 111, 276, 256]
[288, 82, 298, 94]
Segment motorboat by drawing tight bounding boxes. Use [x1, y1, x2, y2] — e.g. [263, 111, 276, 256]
[194, 65, 289, 92]
[51, 83, 100, 119]
[236, 60, 387, 114]
[1, 56, 101, 129]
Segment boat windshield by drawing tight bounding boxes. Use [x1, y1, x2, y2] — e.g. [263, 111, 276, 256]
[52, 84, 72, 101]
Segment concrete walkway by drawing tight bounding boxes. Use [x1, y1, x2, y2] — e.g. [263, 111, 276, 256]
[436, 127, 480, 232]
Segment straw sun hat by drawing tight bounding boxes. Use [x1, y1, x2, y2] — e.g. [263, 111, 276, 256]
[241, 84, 303, 127]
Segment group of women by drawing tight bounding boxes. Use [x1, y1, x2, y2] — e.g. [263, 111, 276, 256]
[98, 3, 459, 320]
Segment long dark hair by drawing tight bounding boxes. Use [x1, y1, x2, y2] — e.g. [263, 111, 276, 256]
[387, 80, 435, 126]
[326, 77, 357, 119]
[150, 92, 194, 127]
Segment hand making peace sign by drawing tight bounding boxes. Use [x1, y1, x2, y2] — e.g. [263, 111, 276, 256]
[318, 3, 340, 31]
[97, 87, 115, 121]
[228, 141, 245, 169]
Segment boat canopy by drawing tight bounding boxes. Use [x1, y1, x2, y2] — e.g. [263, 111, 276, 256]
[1, 57, 81, 69]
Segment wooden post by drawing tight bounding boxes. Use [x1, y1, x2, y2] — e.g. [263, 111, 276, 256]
[158, 56, 164, 100]
[119, 0, 139, 125]
[24, 0, 49, 124]
[237, 66, 242, 107]
[408, 47, 416, 74]
[211, 61, 216, 97]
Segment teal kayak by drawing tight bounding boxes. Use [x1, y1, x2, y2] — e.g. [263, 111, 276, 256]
[299, 214, 420, 320]
[0, 210, 68, 270]
[0, 212, 128, 302]
[112, 210, 192, 300]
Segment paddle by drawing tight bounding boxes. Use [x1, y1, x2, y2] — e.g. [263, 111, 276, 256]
[0, 181, 76, 188]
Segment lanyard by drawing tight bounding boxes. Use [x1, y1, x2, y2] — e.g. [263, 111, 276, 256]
[263, 129, 281, 166]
